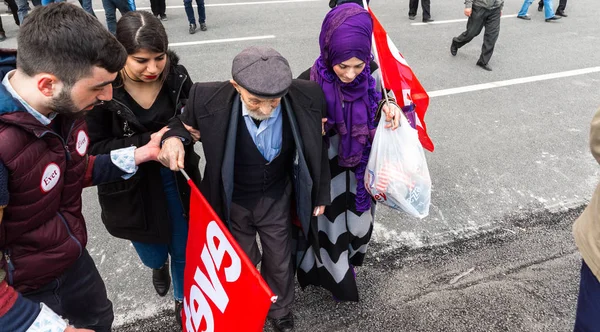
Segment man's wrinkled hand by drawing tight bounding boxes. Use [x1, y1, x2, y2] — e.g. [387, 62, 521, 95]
[184, 123, 200, 143]
[464, 8, 472, 16]
[158, 137, 186, 171]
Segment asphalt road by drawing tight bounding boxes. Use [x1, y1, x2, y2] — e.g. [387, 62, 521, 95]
[2, 0, 599, 329]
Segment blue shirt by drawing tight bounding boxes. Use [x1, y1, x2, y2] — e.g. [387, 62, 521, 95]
[241, 99, 283, 162]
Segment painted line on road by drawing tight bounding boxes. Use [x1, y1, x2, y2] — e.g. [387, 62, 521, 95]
[429, 66, 600, 98]
[87, 0, 319, 13]
[411, 14, 517, 26]
[168, 35, 275, 47]
[0, 0, 319, 17]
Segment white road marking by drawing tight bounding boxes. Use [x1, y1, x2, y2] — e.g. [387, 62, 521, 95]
[411, 14, 517, 26]
[84, 0, 319, 13]
[429, 66, 600, 98]
[168, 35, 275, 46]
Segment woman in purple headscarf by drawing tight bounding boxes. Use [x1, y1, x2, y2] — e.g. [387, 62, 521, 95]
[297, 3, 400, 302]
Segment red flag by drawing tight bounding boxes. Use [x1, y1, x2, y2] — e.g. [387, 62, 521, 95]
[182, 178, 276, 332]
[368, 8, 434, 152]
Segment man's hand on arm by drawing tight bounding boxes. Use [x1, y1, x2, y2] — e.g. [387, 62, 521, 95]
[133, 127, 169, 165]
[158, 137, 186, 171]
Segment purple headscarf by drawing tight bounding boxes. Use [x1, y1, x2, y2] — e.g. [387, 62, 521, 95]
[310, 3, 380, 212]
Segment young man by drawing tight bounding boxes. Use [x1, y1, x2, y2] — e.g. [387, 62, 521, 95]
[0, 4, 166, 331]
[158, 46, 331, 332]
[450, 0, 504, 71]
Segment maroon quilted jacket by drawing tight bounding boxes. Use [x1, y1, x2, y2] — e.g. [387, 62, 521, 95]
[0, 85, 90, 293]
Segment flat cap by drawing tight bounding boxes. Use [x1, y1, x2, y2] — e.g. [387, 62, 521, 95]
[232, 46, 292, 99]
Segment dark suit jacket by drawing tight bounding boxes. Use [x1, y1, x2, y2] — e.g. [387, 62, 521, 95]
[165, 80, 331, 239]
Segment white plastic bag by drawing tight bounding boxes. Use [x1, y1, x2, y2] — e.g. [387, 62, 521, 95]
[365, 112, 431, 218]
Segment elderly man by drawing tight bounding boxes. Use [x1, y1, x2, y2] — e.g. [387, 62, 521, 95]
[159, 46, 330, 332]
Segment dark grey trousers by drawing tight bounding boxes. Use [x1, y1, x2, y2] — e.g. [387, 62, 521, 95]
[229, 182, 294, 319]
[452, 5, 501, 66]
[408, 0, 431, 19]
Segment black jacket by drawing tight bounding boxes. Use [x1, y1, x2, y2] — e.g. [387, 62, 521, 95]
[164, 80, 331, 240]
[86, 52, 201, 243]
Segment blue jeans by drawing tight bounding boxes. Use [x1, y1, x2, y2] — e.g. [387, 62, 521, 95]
[16, 0, 39, 23]
[131, 168, 188, 301]
[574, 260, 600, 331]
[78, 0, 96, 17]
[184, 0, 205, 24]
[40, 0, 63, 5]
[101, 0, 130, 34]
[518, 0, 554, 19]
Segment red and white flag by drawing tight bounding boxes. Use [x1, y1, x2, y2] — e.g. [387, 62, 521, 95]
[368, 8, 435, 152]
[181, 176, 276, 332]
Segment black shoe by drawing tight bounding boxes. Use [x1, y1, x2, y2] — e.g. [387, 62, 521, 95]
[152, 263, 171, 297]
[517, 15, 531, 20]
[476, 62, 492, 71]
[545, 16, 561, 22]
[556, 11, 567, 17]
[160, 14, 167, 21]
[200, 23, 207, 31]
[422, 18, 434, 23]
[189, 23, 197, 34]
[538, 4, 543, 11]
[175, 300, 183, 328]
[450, 42, 457, 56]
[269, 312, 294, 332]
[409, 15, 416, 20]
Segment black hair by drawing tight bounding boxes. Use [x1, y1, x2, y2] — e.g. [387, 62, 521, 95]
[17, 3, 127, 86]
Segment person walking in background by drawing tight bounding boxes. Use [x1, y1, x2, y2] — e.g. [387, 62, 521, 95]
[572, 109, 600, 331]
[517, 0, 561, 21]
[15, 0, 39, 25]
[101, 0, 130, 34]
[538, 0, 567, 17]
[77, 0, 96, 16]
[408, 0, 433, 22]
[40, 0, 63, 5]
[184, 0, 206, 34]
[150, 0, 167, 20]
[450, 0, 504, 71]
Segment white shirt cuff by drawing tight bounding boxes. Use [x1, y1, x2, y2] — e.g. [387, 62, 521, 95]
[110, 146, 138, 180]
[27, 303, 68, 332]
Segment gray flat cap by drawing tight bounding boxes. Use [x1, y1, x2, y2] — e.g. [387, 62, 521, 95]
[232, 46, 292, 99]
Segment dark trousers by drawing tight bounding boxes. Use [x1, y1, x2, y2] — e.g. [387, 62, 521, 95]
[23, 249, 114, 331]
[574, 260, 600, 332]
[408, 0, 430, 19]
[183, 0, 205, 24]
[229, 182, 294, 319]
[150, 0, 165, 15]
[102, 0, 130, 34]
[452, 5, 501, 66]
[5, 0, 19, 25]
[539, 0, 567, 13]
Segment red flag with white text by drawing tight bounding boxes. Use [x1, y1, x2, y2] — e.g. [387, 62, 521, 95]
[181, 178, 276, 332]
[368, 8, 434, 152]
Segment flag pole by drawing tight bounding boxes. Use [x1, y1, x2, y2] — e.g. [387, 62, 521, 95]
[180, 169, 190, 181]
[363, 0, 397, 125]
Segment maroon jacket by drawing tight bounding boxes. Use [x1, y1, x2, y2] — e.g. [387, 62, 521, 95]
[0, 90, 91, 293]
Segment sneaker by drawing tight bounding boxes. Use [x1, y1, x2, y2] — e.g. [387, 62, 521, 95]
[200, 23, 207, 31]
[189, 23, 197, 34]
[160, 14, 167, 21]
